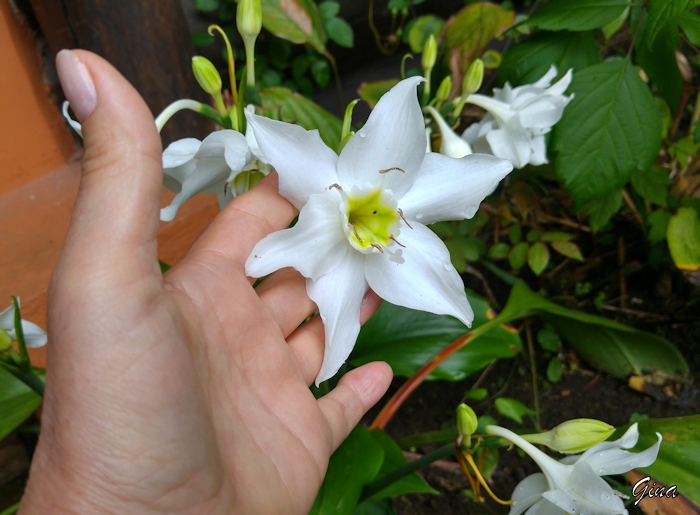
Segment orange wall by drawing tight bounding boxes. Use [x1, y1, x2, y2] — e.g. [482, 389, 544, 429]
[0, 2, 75, 195]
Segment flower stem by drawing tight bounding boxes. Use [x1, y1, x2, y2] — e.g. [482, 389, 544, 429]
[524, 320, 541, 431]
[155, 99, 223, 132]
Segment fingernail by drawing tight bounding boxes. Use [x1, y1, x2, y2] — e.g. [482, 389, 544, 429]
[56, 49, 96, 122]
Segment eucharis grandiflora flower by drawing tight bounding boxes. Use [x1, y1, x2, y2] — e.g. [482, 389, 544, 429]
[487, 423, 662, 515]
[244, 77, 513, 384]
[0, 301, 47, 348]
[462, 66, 573, 169]
[161, 107, 270, 222]
[425, 106, 472, 159]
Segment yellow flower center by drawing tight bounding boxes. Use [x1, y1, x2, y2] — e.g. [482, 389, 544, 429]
[343, 188, 401, 254]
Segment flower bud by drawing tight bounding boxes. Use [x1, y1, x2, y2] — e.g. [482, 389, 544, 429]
[237, 0, 262, 42]
[456, 404, 478, 439]
[421, 35, 437, 75]
[462, 59, 484, 96]
[522, 418, 615, 454]
[0, 328, 12, 352]
[192, 56, 223, 96]
[436, 76, 452, 104]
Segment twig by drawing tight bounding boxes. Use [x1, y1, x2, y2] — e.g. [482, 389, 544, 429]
[600, 304, 669, 321]
[465, 265, 501, 309]
[621, 189, 644, 226]
[537, 212, 592, 232]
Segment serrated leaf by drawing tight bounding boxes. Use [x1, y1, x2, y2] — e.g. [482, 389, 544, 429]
[351, 290, 522, 381]
[647, 209, 671, 245]
[259, 87, 342, 149]
[494, 397, 535, 424]
[499, 30, 601, 87]
[358, 79, 399, 109]
[528, 241, 550, 275]
[630, 165, 670, 207]
[579, 189, 623, 232]
[310, 427, 384, 515]
[554, 59, 661, 207]
[261, 0, 326, 53]
[407, 15, 444, 53]
[0, 367, 43, 440]
[550, 240, 584, 261]
[508, 241, 529, 269]
[326, 17, 354, 48]
[527, 0, 630, 31]
[667, 207, 700, 271]
[646, 0, 699, 48]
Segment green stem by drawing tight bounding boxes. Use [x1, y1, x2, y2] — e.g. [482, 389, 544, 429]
[244, 40, 256, 87]
[0, 502, 20, 515]
[155, 99, 223, 132]
[524, 320, 541, 431]
[7, 367, 45, 397]
[359, 443, 455, 502]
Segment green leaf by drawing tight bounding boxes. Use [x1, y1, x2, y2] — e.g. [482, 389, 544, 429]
[351, 290, 522, 381]
[444, 3, 514, 55]
[318, 1, 340, 20]
[667, 207, 700, 271]
[646, 0, 699, 48]
[192, 31, 215, 47]
[546, 357, 564, 382]
[445, 239, 467, 272]
[494, 397, 535, 424]
[550, 240, 584, 261]
[635, 13, 682, 113]
[615, 416, 700, 506]
[537, 324, 560, 352]
[678, 10, 700, 45]
[526, 230, 542, 242]
[465, 387, 488, 401]
[498, 282, 689, 381]
[528, 241, 550, 275]
[368, 430, 438, 498]
[630, 165, 671, 207]
[579, 189, 623, 232]
[261, 0, 326, 53]
[488, 242, 511, 259]
[540, 231, 571, 242]
[311, 59, 331, 88]
[358, 80, 399, 109]
[353, 499, 395, 515]
[407, 15, 445, 53]
[657, 97, 672, 139]
[194, 0, 220, 12]
[0, 367, 42, 440]
[310, 427, 384, 515]
[499, 30, 601, 87]
[326, 17, 354, 48]
[508, 241, 529, 269]
[602, 5, 630, 38]
[553, 59, 662, 207]
[647, 209, 671, 245]
[258, 87, 342, 149]
[527, 0, 630, 31]
[508, 225, 522, 244]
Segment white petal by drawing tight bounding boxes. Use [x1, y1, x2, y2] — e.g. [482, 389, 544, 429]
[364, 223, 473, 326]
[307, 251, 368, 385]
[198, 131, 249, 172]
[524, 498, 566, 515]
[486, 127, 531, 169]
[546, 68, 573, 97]
[509, 473, 547, 515]
[162, 138, 202, 168]
[160, 159, 230, 222]
[245, 112, 339, 210]
[544, 461, 625, 515]
[529, 135, 548, 166]
[246, 192, 348, 281]
[0, 303, 14, 330]
[465, 94, 515, 126]
[398, 152, 512, 224]
[62, 101, 83, 138]
[425, 106, 472, 159]
[532, 65, 558, 88]
[337, 77, 426, 198]
[20, 321, 47, 348]
[580, 434, 662, 476]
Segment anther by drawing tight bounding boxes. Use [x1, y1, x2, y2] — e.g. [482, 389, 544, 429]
[348, 223, 363, 243]
[389, 235, 406, 248]
[370, 243, 384, 253]
[328, 183, 343, 191]
[398, 208, 413, 229]
[224, 182, 228, 195]
[378, 167, 405, 174]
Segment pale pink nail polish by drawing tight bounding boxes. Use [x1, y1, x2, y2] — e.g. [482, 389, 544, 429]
[56, 49, 97, 122]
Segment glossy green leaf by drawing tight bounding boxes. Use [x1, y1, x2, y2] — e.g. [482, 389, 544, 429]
[602, 5, 629, 37]
[647, 209, 671, 245]
[261, 0, 326, 53]
[368, 430, 438, 499]
[616, 416, 700, 506]
[258, 87, 342, 149]
[554, 59, 661, 207]
[326, 17, 354, 48]
[550, 240, 584, 261]
[499, 31, 601, 87]
[527, 0, 630, 31]
[667, 207, 700, 271]
[646, 0, 699, 48]
[494, 397, 535, 424]
[528, 241, 550, 275]
[351, 290, 522, 381]
[407, 15, 445, 53]
[630, 165, 671, 207]
[578, 189, 623, 232]
[0, 367, 42, 440]
[358, 80, 399, 109]
[509, 241, 529, 269]
[310, 427, 384, 515]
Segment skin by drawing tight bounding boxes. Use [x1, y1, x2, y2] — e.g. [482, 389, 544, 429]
[19, 50, 393, 515]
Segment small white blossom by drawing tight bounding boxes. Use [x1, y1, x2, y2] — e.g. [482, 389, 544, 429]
[0, 301, 47, 348]
[425, 106, 472, 159]
[462, 66, 573, 168]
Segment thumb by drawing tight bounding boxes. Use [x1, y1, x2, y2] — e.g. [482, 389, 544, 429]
[56, 49, 163, 269]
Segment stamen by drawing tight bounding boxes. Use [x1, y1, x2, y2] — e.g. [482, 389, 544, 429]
[370, 243, 384, 253]
[378, 167, 405, 174]
[348, 223, 363, 243]
[328, 183, 344, 191]
[389, 235, 405, 248]
[224, 182, 228, 195]
[397, 208, 413, 229]
[463, 451, 513, 506]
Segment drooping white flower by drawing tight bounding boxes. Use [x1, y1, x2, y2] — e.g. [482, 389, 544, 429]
[425, 106, 472, 159]
[0, 301, 47, 348]
[245, 77, 513, 384]
[462, 66, 573, 169]
[487, 423, 662, 515]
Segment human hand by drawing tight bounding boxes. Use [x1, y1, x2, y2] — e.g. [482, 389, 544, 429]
[19, 49, 392, 515]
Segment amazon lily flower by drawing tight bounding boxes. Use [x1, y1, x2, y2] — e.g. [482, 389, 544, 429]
[245, 77, 513, 384]
[487, 423, 662, 515]
[425, 106, 472, 158]
[462, 66, 573, 168]
[0, 301, 47, 348]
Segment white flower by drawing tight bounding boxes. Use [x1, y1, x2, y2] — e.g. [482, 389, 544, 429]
[487, 423, 662, 515]
[0, 301, 47, 348]
[425, 106, 472, 158]
[244, 77, 513, 384]
[462, 66, 573, 169]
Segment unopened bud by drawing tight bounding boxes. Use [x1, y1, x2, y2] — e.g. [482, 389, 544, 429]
[237, 0, 262, 42]
[421, 35, 437, 75]
[192, 56, 222, 96]
[522, 418, 615, 454]
[436, 76, 452, 103]
[0, 328, 12, 351]
[463, 59, 484, 96]
[456, 404, 478, 439]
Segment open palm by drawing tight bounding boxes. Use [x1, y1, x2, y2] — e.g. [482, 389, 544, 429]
[20, 50, 391, 515]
